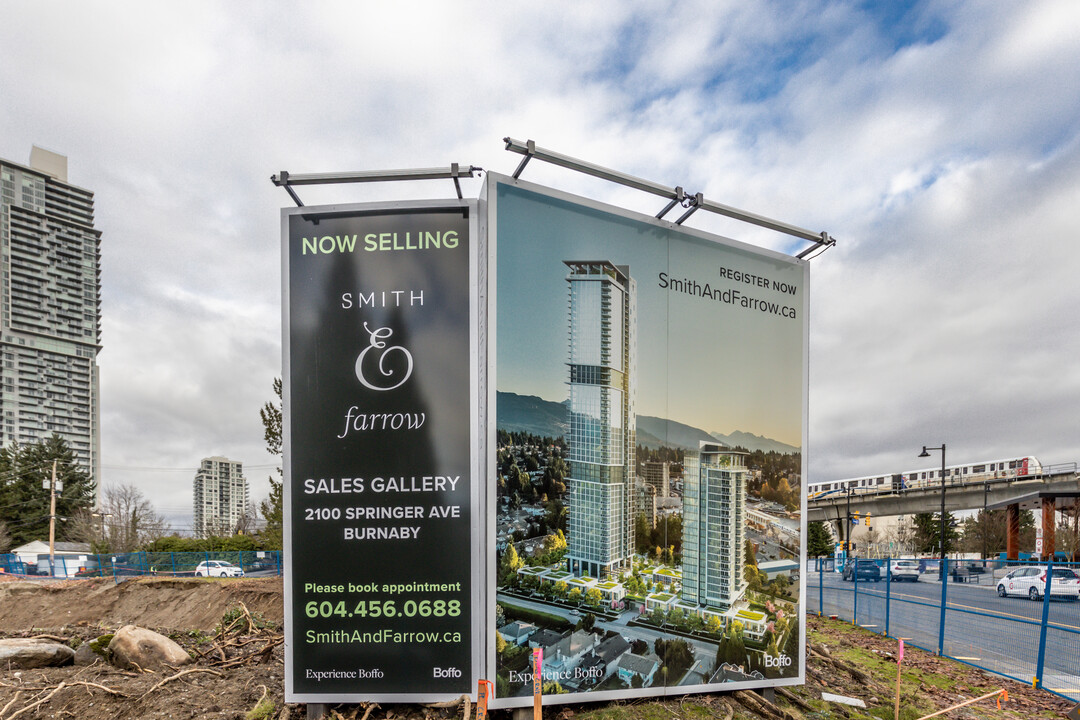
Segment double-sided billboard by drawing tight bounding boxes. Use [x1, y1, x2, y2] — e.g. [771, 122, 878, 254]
[486, 174, 807, 706]
[281, 175, 808, 707]
[282, 202, 480, 703]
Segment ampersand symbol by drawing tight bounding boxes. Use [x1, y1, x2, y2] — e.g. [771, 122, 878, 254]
[354, 323, 413, 391]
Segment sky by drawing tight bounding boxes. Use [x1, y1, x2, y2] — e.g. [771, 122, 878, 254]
[1, 1, 1078, 529]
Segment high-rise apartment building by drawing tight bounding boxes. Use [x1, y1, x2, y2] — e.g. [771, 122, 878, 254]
[681, 442, 749, 611]
[564, 261, 636, 579]
[643, 460, 670, 498]
[193, 457, 248, 538]
[0, 147, 101, 497]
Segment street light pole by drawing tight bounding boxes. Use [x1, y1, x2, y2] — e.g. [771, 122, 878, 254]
[919, 445, 947, 558]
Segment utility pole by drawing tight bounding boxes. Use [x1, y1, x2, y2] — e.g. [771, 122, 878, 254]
[48, 460, 58, 575]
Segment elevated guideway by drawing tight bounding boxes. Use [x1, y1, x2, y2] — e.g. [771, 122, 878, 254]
[807, 463, 1080, 559]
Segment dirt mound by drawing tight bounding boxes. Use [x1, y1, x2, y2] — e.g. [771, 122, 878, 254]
[0, 576, 283, 633]
[0, 582, 1072, 719]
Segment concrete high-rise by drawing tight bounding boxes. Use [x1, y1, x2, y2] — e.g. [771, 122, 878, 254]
[681, 442, 749, 611]
[193, 457, 248, 538]
[0, 147, 101, 497]
[564, 261, 636, 579]
[643, 460, 670, 497]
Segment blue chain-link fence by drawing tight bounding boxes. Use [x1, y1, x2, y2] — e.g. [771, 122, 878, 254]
[807, 556, 1080, 702]
[1, 550, 281, 580]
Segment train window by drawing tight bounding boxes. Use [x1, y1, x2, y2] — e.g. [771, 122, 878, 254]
[973, 464, 985, 473]
[1009, 461, 1017, 469]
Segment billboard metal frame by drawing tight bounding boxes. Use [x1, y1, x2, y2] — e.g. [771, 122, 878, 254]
[483, 171, 809, 708]
[274, 144, 824, 710]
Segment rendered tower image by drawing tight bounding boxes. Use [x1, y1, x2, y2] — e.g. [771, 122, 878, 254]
[564, 261, 636, 578]
[0, 147, 101, 498]
[193, 456, 248, 538]
[682, 442, 749, 611]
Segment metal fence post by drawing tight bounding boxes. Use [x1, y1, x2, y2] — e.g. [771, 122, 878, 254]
[884, 556, 892, 637]
[938, 558, 948, 656]
[819, 560, 824, 616]
[1034, 558, 1054, 689]
[852, 562, 859, 626]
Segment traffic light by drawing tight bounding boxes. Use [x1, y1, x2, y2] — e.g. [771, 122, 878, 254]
[851, 511, 861, 525]
[865, 512, 872, 532]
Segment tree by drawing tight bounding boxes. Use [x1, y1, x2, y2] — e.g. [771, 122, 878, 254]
[913, 511, 961, 555]
[807, 521, 833, 557]
[634, 512, 652, 555]
[258, 378, 284, 549]
[913, 512, 939, 555]
[890, 515, 917, 556]
[0, 434, 95, 547]
[960, 508, 1037, 557]
[68, 484, 166, 553]
[0, 520, 10, 553]
[499, 544, 523, 585]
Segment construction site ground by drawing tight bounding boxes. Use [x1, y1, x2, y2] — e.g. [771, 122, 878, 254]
[0, 575, 1073, 719]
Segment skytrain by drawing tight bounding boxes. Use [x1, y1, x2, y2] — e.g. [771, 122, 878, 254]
[808, 456, 1042, 500]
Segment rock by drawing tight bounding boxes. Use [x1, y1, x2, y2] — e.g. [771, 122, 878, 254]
[73, 641, 102, 665]
[0, 638, 75, 668]
[107, 625, 193, 671]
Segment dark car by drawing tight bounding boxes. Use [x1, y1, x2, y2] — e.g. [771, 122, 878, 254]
[843, 559, 882, 582]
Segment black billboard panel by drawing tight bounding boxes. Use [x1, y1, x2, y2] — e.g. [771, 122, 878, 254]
[283, 202, 478, 702]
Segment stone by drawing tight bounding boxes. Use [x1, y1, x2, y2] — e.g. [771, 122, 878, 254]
[107, 625, 193, 671]
[73, 641, 102, 665]
[0, 638, 75, 668]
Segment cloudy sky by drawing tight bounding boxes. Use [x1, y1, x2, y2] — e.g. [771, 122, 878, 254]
[2, 1, 1078, 528]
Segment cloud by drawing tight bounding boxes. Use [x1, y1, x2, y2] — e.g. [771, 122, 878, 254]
[1, 1, 1078, 530]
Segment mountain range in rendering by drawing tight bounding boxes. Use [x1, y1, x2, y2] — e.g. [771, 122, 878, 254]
[496, 391, 799, 455]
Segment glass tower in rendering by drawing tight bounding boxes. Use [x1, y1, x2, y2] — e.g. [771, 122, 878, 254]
[0, 147, 101, 499]
[564, 261, 636, 579]
[682, 442, 749, 611]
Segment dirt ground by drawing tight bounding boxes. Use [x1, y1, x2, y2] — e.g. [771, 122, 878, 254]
[0, 576, 1073, 719]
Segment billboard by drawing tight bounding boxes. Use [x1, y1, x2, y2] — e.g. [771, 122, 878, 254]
[486, 174, 807, 706]
[282, 201, 480, 703]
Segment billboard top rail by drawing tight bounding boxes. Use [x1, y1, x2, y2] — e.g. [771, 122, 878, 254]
[271, 164, 482, 205]
[503, 136, 835, 259]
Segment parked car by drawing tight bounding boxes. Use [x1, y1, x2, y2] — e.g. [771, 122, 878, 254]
[194, 560, 245, 578]
[996, 566, 1080, 601]
[888, 560, 921, 582]
[248, 557, 278, 573]
[843, 559, 881, 582]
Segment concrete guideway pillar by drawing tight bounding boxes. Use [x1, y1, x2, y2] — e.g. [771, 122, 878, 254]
[1042, 497, 1056, 560]
[1006, 503, 1020, 561]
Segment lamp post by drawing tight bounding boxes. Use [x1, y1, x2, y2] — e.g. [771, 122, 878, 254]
[919, 445, 947, 558]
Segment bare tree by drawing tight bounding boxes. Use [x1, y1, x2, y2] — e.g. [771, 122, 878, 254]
[889, 516, 917, 556]
[69, 484, 168, 553]
[233, 500, 262, 536]
[0, 520, 10, 553]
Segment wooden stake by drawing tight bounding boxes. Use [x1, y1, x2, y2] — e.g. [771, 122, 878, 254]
[894, 638, 903, 720]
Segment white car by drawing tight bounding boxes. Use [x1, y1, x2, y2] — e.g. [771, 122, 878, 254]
[889, 560, 921, 582]
[195, 560, 245, 578]
[996, 566, 1080, 601]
